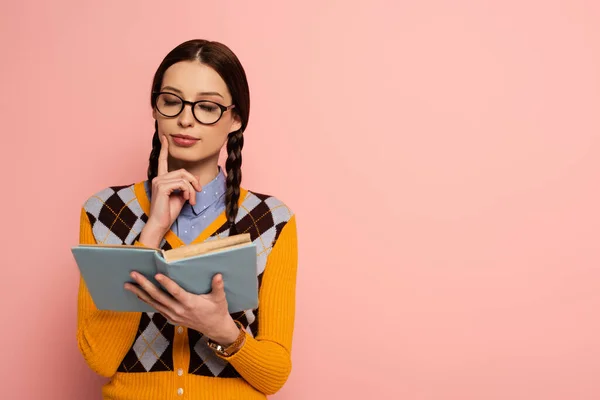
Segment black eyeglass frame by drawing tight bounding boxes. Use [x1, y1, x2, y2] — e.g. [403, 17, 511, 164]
[152, 91, 236, 125]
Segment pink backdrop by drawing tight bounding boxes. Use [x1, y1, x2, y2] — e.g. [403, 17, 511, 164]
[1, 1, 599, 399]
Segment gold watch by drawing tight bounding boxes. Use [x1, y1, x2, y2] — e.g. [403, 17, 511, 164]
[207, 321, 246, 356]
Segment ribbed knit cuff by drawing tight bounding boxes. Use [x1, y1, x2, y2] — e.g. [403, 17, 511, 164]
[219, 334, 292, 395]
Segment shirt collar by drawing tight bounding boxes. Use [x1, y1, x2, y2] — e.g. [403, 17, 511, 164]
[182, 166, 227, 216]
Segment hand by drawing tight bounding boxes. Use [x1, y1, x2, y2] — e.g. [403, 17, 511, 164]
[124, 272, 240, 346]
[140, 134, 202, 247]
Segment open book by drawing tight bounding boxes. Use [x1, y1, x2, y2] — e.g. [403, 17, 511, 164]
[71, 233, 258, 314]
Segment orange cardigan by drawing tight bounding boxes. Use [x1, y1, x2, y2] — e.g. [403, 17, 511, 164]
[76, 183, 298, 399]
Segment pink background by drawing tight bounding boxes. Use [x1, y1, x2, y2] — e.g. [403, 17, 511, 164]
[1, 1, 599, 399]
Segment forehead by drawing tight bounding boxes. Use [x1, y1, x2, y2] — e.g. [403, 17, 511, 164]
[161, 61, 231, 100]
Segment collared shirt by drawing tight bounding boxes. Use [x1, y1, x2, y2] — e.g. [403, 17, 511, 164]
[144, 167, 227, 244]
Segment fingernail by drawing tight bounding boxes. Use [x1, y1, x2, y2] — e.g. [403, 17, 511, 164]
[131, 272, 137, 279]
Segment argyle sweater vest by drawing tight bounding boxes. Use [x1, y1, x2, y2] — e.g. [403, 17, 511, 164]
[77, 181, 296, 399]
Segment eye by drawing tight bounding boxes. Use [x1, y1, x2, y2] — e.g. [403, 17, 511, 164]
[158, 93, 181, 106]
[198, 103, 218, 113]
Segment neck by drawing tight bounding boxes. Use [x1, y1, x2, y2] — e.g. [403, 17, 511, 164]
[169, 154, 220, 186]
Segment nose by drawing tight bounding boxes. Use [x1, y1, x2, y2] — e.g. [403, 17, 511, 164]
[177, 103, 195, 128]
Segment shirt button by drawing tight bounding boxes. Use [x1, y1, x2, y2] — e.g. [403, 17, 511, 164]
[177, 368, 184, 376]
[177, 326, 183, 334]
[177, 388, 184, 396]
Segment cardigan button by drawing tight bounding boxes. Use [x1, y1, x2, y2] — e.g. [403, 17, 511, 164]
[177, 388, 184, 396]
[177, 326, 183, 334]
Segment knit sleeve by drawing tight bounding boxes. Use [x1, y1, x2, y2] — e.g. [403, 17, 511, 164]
[218, 214, 298, 395]
[76, 207, 142, 378]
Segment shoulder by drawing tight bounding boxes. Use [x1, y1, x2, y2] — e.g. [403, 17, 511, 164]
[239, 189, 295, 224]
[233, 188, 296, 245]
[81, 182, 141, 215]
[81, 182, 147, 244]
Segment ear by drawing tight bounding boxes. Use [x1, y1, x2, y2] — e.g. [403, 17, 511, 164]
[229, 113, 242, 134]
[152, 108, 158, 120]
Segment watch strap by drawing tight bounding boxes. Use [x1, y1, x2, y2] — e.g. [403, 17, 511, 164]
[207, 320, 246, 356]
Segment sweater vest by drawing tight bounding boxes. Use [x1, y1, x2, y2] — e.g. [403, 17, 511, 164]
[82, 182, 293, 378]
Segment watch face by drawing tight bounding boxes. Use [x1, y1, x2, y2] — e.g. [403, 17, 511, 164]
[209, 342, 225, 353]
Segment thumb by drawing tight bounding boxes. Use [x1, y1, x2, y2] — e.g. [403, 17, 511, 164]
[211, 274, 225, 297]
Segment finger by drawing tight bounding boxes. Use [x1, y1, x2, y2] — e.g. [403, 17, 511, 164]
[156, 274, 190, 304]
[124, 283, 156, 305]
[129, 284, 176, 321]
[163, 169, 201, 193]
[156, 178, 194, 201]
[129, 271, 179, 310]
[157, 135, 169, 176]
[124, 278, 154, 300]
[189, 181, 197, 206]
[124, 282, 151, 302]
[183, 179, 195, 205]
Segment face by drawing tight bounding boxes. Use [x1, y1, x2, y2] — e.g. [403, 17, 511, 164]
[153, 60, 241, 166]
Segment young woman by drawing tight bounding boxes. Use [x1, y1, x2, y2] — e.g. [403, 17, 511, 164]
[76, 39, 298, 400]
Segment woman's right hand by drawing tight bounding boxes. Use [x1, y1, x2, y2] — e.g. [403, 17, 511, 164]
[139, 134, 202, 248]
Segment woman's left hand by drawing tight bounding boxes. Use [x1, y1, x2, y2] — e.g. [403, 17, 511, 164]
[124, 272, 240, 346]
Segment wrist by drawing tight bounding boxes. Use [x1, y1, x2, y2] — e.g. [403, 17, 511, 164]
[139, 221, 168, 248]
[207, 319, 246, 357]
[208, 317, 240, 347]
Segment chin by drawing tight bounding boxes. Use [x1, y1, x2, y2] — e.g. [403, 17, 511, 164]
[169, 146, 217, 165]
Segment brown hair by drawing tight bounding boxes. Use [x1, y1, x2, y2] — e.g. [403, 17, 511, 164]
[147, 40, 250, 234]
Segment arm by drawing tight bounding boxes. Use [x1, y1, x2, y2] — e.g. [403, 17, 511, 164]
[76, 208, 142, 377]
[219, 214, 299, 395]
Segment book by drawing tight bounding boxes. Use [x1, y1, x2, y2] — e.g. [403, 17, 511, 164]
[71, 233, 258, 314]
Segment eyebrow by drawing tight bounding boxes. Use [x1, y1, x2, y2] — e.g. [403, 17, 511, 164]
[161, 86, 224, 99]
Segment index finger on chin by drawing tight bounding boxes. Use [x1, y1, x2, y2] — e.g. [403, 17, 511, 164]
[157, 134, 169, 176]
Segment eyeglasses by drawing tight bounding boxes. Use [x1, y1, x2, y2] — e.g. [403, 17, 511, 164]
[152, 92, 235, 125]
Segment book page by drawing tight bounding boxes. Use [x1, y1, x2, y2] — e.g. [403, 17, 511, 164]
[162, 233, 252, 262]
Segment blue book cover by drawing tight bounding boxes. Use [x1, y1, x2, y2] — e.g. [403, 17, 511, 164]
[71, 234, 258, 314]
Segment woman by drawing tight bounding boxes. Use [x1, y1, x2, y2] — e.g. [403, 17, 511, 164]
[76, 39, 298, 400]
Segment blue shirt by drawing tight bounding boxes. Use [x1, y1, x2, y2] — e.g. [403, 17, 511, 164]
[144, 167, 227, 244]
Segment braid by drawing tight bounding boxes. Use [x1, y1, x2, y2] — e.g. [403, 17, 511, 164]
[225, 129, 244, 235]
[147, 121, 161, 182]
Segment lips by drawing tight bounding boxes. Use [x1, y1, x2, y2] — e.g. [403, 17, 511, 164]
[170, 134, 200, 147]
[171, 134, 199, 140]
